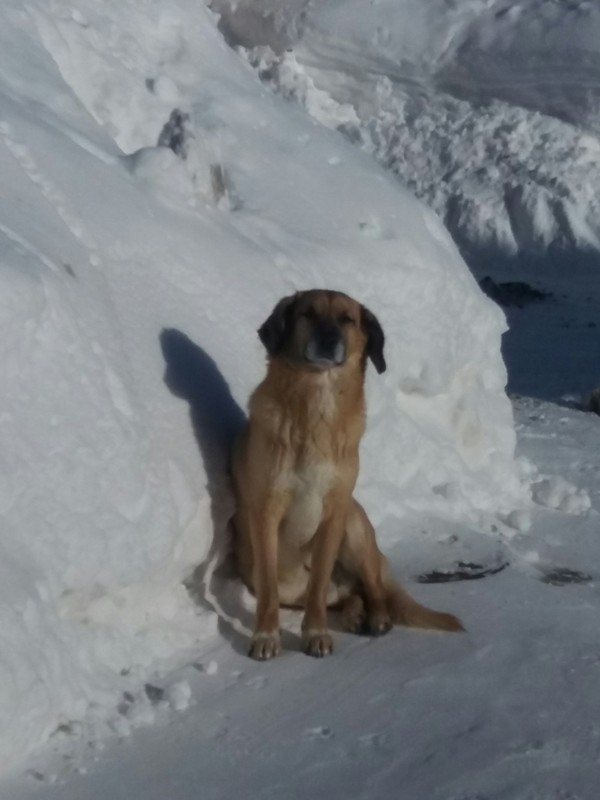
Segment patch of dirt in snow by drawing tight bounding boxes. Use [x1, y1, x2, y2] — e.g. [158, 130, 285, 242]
[478, 276, 553, 309]
[418, 559, 509, 584]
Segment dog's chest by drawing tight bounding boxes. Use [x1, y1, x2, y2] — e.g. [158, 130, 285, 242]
[280, 462, 336, 548]
[311, 374, 337, 421]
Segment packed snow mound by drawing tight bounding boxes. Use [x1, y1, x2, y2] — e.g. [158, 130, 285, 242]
[245, 48, 600, 257]
[219, 0, 600, 258]
[0, 0, 526, 772]
[440, 0, 600, 133]
[268, 0, 600, 131]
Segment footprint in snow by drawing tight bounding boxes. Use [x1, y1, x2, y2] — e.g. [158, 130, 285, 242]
[303, 726, 333, 740]
[245, 675, 268, 689]
[358, 732, 387, 749]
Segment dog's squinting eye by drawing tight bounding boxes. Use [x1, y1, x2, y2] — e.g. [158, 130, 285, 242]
[299, 308, 317, 320]
[338, 313, 355, 326]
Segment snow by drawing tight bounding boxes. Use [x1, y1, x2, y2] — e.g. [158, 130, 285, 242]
[1, 0, 600, 797]
[531, 476, 591, 515]
[8, 397, 600, 799]
[230, 0, 600, 260]
[0, 0, 531, 776]
[165, 680, 192, 712]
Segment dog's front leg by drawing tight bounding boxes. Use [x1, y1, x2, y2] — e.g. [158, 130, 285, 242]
[302, 507, 347, 657]
[248, 497, 285, 660]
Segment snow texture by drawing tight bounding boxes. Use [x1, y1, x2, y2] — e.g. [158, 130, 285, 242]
[229, 0, 600, 259]
[0, 0, 530, 773]
[10, 397, 600, 800]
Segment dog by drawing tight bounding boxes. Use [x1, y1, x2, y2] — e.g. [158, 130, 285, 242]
[232, 289, 463, 660]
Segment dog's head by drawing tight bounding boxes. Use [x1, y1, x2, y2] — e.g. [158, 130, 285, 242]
[258, 290, 386, 374]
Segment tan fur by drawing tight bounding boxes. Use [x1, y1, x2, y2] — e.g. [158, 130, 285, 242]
[232, 290, 463, 660]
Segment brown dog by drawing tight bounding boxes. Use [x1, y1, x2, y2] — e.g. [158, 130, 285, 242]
[232, 289, 463, 660]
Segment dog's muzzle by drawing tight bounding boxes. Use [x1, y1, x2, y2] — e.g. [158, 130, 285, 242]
[304, 322, 346, 367]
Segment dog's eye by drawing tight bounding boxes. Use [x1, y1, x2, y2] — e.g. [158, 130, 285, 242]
[299, 308, 317, 320]
[338, 312, 355, 325]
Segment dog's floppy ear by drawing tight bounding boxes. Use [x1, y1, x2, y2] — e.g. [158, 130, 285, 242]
[361, 305, 386, 374]
[258, 293, 298, 356]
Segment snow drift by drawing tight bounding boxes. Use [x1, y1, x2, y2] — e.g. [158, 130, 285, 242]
[220, 0, 600, 258]
[0, 0, 526, 771]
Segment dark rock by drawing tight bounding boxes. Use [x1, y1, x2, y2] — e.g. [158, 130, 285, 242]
[479, 276, 553, 308]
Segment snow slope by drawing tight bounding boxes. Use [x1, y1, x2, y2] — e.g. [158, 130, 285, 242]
[217, 0, 600, 401]
[220, 0, 600, 260]
[0, 0, 528, 773]
[8, 397, 600, 800]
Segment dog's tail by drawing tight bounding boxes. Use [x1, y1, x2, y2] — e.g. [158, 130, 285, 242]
[385, 576, 464, 632]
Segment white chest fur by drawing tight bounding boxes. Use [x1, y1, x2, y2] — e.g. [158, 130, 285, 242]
[279, 462, 336, 549]
[312, 372, 338, 420]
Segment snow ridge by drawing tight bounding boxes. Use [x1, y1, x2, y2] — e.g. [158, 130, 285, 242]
[244, 45, 600, 257]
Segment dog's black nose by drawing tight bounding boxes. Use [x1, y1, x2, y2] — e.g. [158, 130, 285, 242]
[305, 322, 346, 366]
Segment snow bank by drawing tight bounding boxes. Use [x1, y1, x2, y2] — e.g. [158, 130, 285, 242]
[225, 0, 600, 257]
[265, 0, 600, 132]
[0, 0, 525, 771]
[439, 0, 600, 133]
[247, 47, 600, 256]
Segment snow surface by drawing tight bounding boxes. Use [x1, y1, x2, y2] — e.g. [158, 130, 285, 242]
[224, 0, 600, 263]
[0, 0, 533, 776]
[2, 0, 600, 797]
[8, 401, 600, 800]
[221, 0, 600, 402]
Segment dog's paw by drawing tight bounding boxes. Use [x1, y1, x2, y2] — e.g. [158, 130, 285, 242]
[303, 630, 333, 658]
[248, 631, 281, 661]
[366, 612, 393, 637]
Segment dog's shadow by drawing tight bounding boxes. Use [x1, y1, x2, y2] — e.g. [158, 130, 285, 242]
[160, 328, 263, 656]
